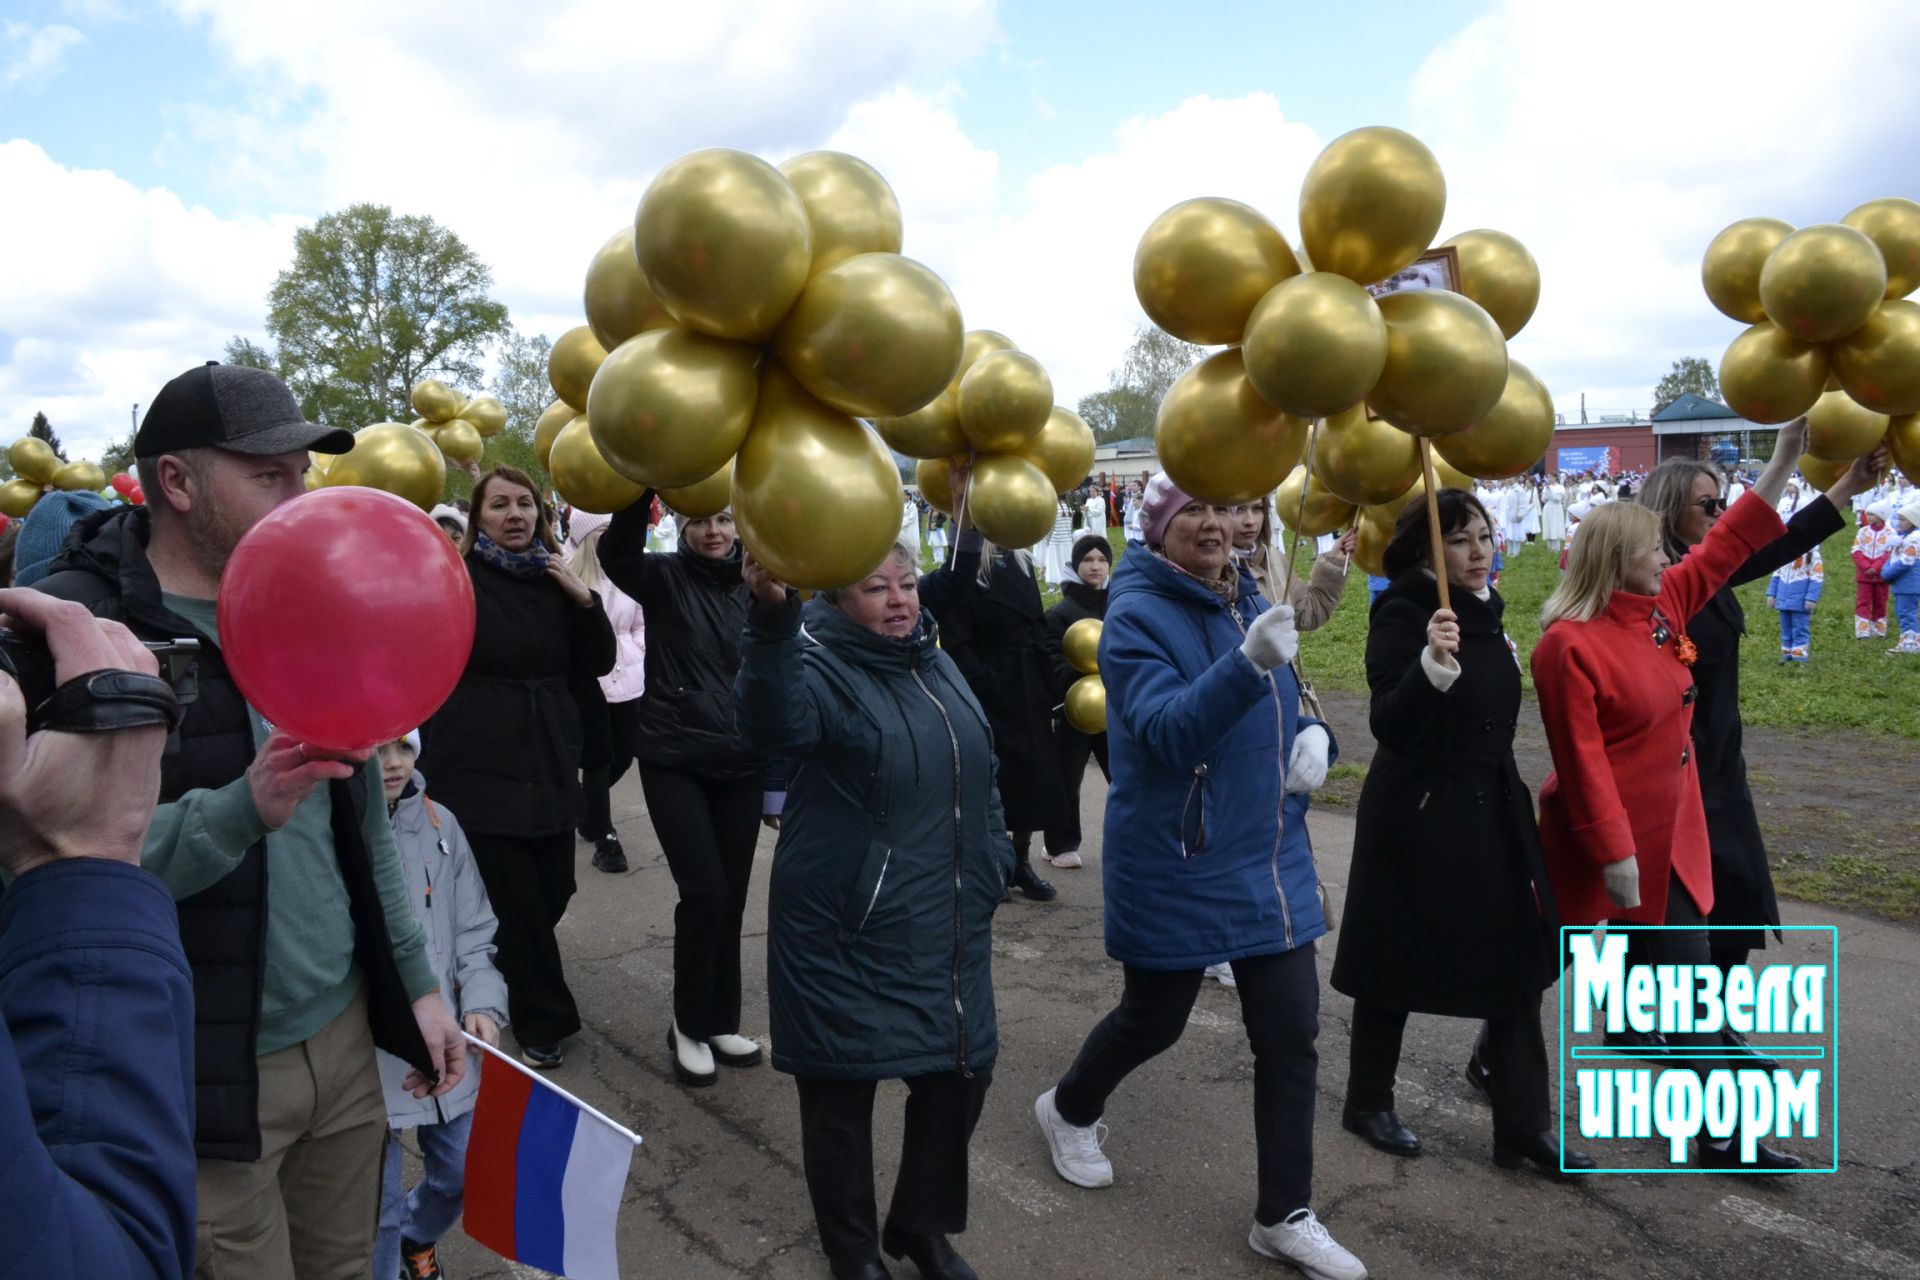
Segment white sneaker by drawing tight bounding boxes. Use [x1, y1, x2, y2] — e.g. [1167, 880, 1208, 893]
[1249, 1209, 1368, 1280]
[1034, 1087, 1113, 1188]
[1206, 961, 1238, 988]
[1047, 850, 1084, 869]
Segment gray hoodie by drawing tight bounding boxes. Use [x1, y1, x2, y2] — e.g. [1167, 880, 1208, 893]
[376, 770, 509, 1128]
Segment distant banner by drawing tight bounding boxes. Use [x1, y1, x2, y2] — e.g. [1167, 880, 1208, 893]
[1556, 446, 1616, 474]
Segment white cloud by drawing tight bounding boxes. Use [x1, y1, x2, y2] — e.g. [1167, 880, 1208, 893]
[2, 21, 86, 89]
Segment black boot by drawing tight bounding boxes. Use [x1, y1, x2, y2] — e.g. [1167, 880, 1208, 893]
[592, 833, 628, 873]
[1342, 1106, 1421, 1157]
[1697, 1137, 1805, 1174]
[1493, 1131, 1596, 1181]
[882, 1225, 978, 1280]
[1010, 855, 1057, 902]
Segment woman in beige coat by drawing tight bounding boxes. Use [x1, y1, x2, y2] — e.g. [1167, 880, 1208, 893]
[1234, 498, 1355, 630]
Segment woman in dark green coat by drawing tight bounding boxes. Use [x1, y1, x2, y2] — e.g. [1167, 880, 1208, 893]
[736, 540, 1014, 1280]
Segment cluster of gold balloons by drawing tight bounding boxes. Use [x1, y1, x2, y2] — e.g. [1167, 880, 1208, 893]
[533, 148, 979, 588]
[1705, 199, 1920, 483]
[304, 379, 511, 512]
[1134, 126, 1554, 577]
[903, 331, 1095, 552]
[407, 379, 510, 468]
[1061, 617, 1106, 734]
[0, 438, 109, 517]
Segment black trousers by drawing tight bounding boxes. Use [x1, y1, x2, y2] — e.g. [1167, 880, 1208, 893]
[1615, 873, 1739, 1079]
[466, 830, 581, 1046]
[580, 695, 644, 840]
[1054, 946, 1319, 1225]
[1042, 728, 1109, 856]
[1347, 996, 1550, 1141]
[796, 1071, 991, 1270]
[638, 764, 762, 1038]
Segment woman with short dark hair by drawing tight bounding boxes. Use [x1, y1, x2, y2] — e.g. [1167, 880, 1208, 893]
[1330, 489, 1586, 1179]
[1040, 534, 1111, 870]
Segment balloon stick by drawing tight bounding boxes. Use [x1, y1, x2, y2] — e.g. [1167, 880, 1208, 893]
[1418, 437, 1451, 612]
[1277, 422, 1318, 607]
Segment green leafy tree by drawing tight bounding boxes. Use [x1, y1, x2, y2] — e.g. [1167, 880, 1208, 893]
[249, 203, 510, 429]
[1652, 357, 1721, 416]
[1078, 326, 1208, 443]
[1076, 387, 1158, 445]
[100, 435, 137, 476]
[490, 330, 554, 441]
[29, 411, 68, 463]
[223, 336, 278, 373]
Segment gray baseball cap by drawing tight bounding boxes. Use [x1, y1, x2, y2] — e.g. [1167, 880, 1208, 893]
[134, 362, 356, 459]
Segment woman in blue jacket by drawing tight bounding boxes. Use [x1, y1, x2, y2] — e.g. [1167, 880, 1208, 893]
[1032, 473, 1367, 1280]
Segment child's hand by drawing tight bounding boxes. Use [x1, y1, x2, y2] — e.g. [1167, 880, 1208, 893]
[463, 1012, 500, 1049]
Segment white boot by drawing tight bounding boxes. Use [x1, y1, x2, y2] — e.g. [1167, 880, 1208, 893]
[668, 1021, 716, 1087]
[708, 1033, 763, 1067]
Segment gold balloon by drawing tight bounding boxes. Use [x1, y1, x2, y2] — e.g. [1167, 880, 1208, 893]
[1275, 464, 1358, 538]
[1701, 217, 1793, 324]
[774, 252, 964, 418]
[659, 458, 734, 519]
[1435, 360, 1555, 480]
[1062, 617, 1102, 676]
[1367, 290, 1509, 437]
[549, 325, 609, 413]
[1133, 197, 1300, 345]
[549, 417, 645, 515]
[636, 148, 813, 342]
[534, 400, 575, 472]
[51, 460, 106, 492]
[584, 226, 674, 352]
[966, 453, 1056, 548]
[324, 423, 447, 511]
[1759, 223, 1888, 342]
[778, 151, 905, 276]
[460, 394, 509, 438]
[1017, 406, 1096, 494]
[1377, 450, 1477, 519]
[957, 350, 1053, 454]
[1795, 452, 1849, 491]
[408, 417, 435, 433]
[586, 327, 760, 488]
[309, 449, 336, 475]
[0, 479, 41, 517]
[1156, 349, 1309, 505]
[1843, 197, 1920, 300]
[1352, 504, 1397, 577]
[1804, 388, 1888, 462]
[916, 456, 957, 514]
[1442, 229, 1540, 339]
[955, 329, 1015, 382]
[1064, 674, 1106, 735]
[411, 379, 464, 424]
[1717, 320, 1828, 425]
[1830, 299, 1920, 416]
[1885, 412, 1920, 481]
[304, 467, 326, 491]
[876, 389, 967, 460]
[1299, 126, 1446, 286]
[436, 418, 485, 466]
[1242, 272, 1387, 418]
[1312, 403, 1420, 505]
[9, 438, 58, 485]
[731, 366, 903, 589]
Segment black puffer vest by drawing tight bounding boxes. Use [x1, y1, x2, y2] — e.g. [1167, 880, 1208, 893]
[37, 507, 432, 1160]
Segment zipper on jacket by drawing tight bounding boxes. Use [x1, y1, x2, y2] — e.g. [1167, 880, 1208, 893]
[909, 657, 972, 1079]
[1225, 602, 1294, 949]
[1180, 765, 1209, 858]
[855, 850, 893, 933]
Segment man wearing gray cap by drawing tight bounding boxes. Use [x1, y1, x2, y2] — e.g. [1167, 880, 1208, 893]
[33, 362, 466, 1279]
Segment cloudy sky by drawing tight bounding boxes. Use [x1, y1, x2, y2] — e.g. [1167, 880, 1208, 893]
[5, 0, 1919, 459]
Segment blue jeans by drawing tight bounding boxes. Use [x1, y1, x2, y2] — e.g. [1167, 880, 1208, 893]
[373, 1110, 473, 1278]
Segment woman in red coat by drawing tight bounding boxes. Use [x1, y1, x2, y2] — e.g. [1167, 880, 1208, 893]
[1531, 418, 1808, 1173]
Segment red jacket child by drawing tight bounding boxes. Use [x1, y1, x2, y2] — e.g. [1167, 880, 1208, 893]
[1531, 492, 1786, 927]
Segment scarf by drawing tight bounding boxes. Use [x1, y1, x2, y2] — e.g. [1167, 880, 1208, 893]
[472, 532, 551, 580]
[1153, 549, 1239, 605]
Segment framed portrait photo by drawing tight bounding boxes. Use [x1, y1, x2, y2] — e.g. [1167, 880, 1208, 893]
[1365, 244, 1461, 299]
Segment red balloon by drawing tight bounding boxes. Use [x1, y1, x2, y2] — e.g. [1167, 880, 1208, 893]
[0, 513, 10, 534]
[128, 486, 144, 505]
[112, 471, 135, 495]
[218, 487, 475, 751]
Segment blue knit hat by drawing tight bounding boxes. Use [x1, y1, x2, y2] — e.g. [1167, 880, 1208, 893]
[13, 490, 111, 587]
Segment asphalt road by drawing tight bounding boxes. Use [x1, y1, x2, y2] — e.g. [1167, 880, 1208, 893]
[429, 769, 1919, 1280]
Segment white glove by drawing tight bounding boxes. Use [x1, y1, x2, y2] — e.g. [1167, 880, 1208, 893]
[1240, 603, 1299, 674]
[1602, 857, 1641, 910]
[1284, 724, 1329, 794]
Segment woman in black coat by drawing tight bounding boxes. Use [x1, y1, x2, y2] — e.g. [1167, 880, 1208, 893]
[920, 516, 1069, 903]
[598, 495, 766, 1088]
[1629, 452, 1882, 1054]
[1328, 489, 1588, 1179]
[1040, 534, 1111, 869]
[420, 466, 615, 1069]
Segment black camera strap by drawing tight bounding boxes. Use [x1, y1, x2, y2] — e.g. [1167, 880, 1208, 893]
[31, 669, 185, 735]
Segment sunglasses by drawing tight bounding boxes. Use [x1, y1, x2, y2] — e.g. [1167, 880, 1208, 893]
[1692, 497, 1729, 515]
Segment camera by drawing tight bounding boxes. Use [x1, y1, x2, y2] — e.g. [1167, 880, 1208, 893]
[0, 629, 200, 728]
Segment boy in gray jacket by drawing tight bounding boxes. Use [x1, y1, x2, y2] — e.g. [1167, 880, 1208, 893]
[374, 732, 509, 1280]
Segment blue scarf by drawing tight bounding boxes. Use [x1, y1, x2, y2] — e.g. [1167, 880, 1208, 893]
[472, 532, 550, 580]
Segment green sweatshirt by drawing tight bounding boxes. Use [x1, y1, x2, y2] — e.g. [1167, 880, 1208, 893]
[144, 594, 438, 1055]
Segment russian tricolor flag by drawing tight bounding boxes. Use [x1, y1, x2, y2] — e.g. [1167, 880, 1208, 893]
[463, 1037, 641, 1280]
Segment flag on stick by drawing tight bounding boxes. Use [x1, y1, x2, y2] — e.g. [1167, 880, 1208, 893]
[462, 1032, 641, 1279]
